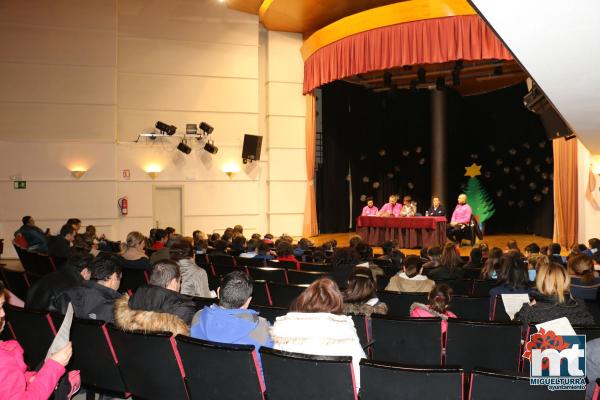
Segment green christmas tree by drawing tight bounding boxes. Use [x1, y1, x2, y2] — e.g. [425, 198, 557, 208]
[463, 163, 495, 224]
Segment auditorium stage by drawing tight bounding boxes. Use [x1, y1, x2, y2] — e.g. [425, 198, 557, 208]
[310, 233, 554, 257]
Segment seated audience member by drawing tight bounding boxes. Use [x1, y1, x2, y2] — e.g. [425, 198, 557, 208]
[386, 255, 435, 293]
[587, 238, 600, 257]
[410, 284, 456, 334]
[115, 260, 195, 334]
[253, 241, 275, 261]
[524, 243, 540, 258]
[251, 233, 262, 240]
[164, 226, 176, 243]
[294, 238, 313, 258]
[47, 224, 76, 260]
[150, 229, 170, 264]
[15, 215, 48, 253]
[239, 239, 259, 259]
[192, 230, 207, 256]
[422, 246, 442, 270]
[210, 240, 230, 257]
[399, 196, 416, 217]
[59, 255, 122, 323]
[568, 254, 600, 300]
[446, 194, 472, 244]
[270, 278, 366, 389]
[342, 268, 388, 317]
[464, 248, 484, 269]
[311, 247, 326, 263]
[516, 262, 595, 326]
[233, 224, 244, 235]
[191, 271, 272, 353]
[263, 233, 274, 245]
[170, 240, 212, 298]
[377, 194, 402, 217]
[208, 232, 221, 247]
[222, 228, 234, 244]
[330, 247, 360, 290]
[0, 282, 74, 399]
[427, 243, 465, 280]
[26, 248, 92, 312]
[375, 241, 404, 269]
[66, 218, 82, 234]
[505, 240, 522, 256]
[480, 247, 504, 280]
[478, 242, 490, 258]
[426, 196, 446, 217]
[118, 231, 152, 270]
[275, 240, 300, 270]
[548, 243, 567, 265]
[361, 197, 378, 216]
[349, 235, 362, 249]
[489, 255, 530, 307]
[230, 236, 247, 257]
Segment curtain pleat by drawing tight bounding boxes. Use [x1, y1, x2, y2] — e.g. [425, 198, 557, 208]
[303, 93, 319, 237]
[553, 138, 578, 247]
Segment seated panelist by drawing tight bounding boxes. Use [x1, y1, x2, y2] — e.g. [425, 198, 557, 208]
[377, 195, 402, 217]
[426, 197, 446, 217]
[447, 194, 472, 243]
[399, 196, 416, 217]
[361, 197, 378, 216]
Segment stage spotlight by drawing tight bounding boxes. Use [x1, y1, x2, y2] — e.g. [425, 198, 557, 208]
[435, 77, 446, 90]
[417, 68, 426, 83]
[199, 122, 214, 135]
[177, 140, 192, 154]
[452, 70, 461, 86]
[156, 121, 177, 136]
[204, 141, 218, 154]
[383, 71, 393, 87]
[186, 124, 197, 134]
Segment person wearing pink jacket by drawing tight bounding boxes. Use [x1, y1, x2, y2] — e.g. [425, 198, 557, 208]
[447, 194, 473, 243]
[361, 198, 379, 216]
[409, 284, 457, 335]
[0, 281, 73, 400]
[377, 195, 402, 217]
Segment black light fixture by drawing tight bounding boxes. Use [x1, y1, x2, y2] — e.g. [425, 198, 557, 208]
[493, 66, 503, 76]
[383, 71, 393, 87]
[204, 141, 218, 154]
[435, 76, 446, 90]
[417, 67, 426, 83]
[409, 80, 418, 92]
[199, 122, 214, 135]
[452, 70, 461, 86]
[155, 121, 177, 136]
[177, 140, 192, 154]
[186, 124, 198, 134]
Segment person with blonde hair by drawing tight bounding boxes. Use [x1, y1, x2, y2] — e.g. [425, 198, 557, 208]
[118, 231, 151, 270]
[516, 262, 594, 325]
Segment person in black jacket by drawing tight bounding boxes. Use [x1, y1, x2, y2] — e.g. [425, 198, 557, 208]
[58, 255, 122, 323]
[25, 248, 92, 312]
[47, 224, 76, 260]
[516, 262, 594, 326]
[115, 259, 197, 328]
[427, 243, 465, 280]
[426, 196, 446, 217]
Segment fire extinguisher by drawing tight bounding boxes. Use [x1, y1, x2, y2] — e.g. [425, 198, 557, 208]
[118, 197, 128, 215]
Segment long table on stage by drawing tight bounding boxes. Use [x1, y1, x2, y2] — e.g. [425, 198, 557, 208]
[356, 216, 447, 248]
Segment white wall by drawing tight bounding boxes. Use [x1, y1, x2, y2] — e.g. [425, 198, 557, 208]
[577, 140, 600, 242]
[0, 0, 306, 258]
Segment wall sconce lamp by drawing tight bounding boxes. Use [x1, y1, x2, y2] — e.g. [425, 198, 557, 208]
[223, 163, 240, 179]
[70, 168, 87, 179]
[145, 164, 162, 179]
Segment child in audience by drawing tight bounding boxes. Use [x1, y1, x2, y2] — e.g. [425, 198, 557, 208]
[342, 268, 388, 317]
[480, 247, 503, 280]
[275, 240, 300, 270]
[568, 254, 600, 300]
[386, 255, 435, 293]
[410, 284, 457, 334]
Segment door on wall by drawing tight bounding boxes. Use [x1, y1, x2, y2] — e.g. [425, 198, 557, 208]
[153, 186, 183, 233]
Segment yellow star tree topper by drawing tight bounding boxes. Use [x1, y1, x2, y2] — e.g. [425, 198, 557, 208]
[464, 163, 482, 178]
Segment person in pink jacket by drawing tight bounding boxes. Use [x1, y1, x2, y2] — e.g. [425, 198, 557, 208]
[377, 195, 402, 217]
[409, 283, 457, 334]
[361, 197, 378, 216]
[0, 281, 73, 400]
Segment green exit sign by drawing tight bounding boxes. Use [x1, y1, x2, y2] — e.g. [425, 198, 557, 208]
[14, 180, 26, 189]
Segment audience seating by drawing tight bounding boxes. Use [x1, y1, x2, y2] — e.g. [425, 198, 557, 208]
[235, 257, 266, 268]
[0, 266, 30, 300]
[527, 323, 600, 342]
[49, 255, 67, 270]
[195, 253, 209, 265]
[490, 296, 511, 321]
[351, 314, 370, 351]
[360, 359, 463, 400]
[106, 325, 189, 400]
[440, 279, 473, 296]
[267, 260, 297, 269]
[376, 291, 428, 317]
[585, 300, 600, 324]
[118, 268, 149, 294]
[209, 255, 236, 267]
[469, 368, 583, 399]
[189, 296, 218, 310]
[299, 262, 331, 273]
[371, 315, 442, 365]
[286, 270, 325, 285]
[251, 304, 287, 324]
[4, 304, 56, 368]
[376, 276, 390, 291]
[251, 280, 272, 306]
[13, 243, 55, 276]
[448, 296, 491, 321]
[463, 268, 482, 279]
[70, 319, 129, 398]
[212, 264, 247, 278]
[260, 347, 356, 400]
[176, 336, 264, 400]
[247, 267, 288, 284]
[266, 282, 307, 307]
[471, 280, 498, 297]
[446, 320, 522, 372]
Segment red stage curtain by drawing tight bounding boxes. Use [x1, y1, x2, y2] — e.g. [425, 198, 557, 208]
[553, 138, 578, 248]
[303, 93, 319, 238]
[303, 15, 513, 94]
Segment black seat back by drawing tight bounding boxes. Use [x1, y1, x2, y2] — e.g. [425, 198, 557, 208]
[490, 295, 511, 321]
[574, 325, 600, 341]
[585, 300, 600, 324]
[209, 255, 236, 267]
[213, 264, 247, 278]
[70, 319, 128, 395]
[286, 270, 324, 285]
[4, 304, 56, 367]
[251, 280, 272, 306]
[176, 336, 264, 400]
[376, 291, 428, 317]
[118, 268, 148, 293]
[299, 262, 331, 273]
[0, 266, 30, 300]
[24, 252, 55, 276]
[351, 314, 369, 350]
[267, 282, 307, 307]
[371, 315, 442, 365]
[106, 325, 189, 400]
[448, 296, 490, 321]
[360, 360, 463, 400]
[251, 304, 287, 324]
[235, 257, 266, 268]
[259, 347, 356, 400]
[267, 260, 297, 269]
[248, 267, 288, 284]
[469, 369, 583, 399]
[472, 280, 498, 296]
[438, 279, 473, 296]
[446, 320, 521, 372]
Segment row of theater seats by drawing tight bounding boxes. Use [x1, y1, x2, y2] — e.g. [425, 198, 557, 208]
[1, 303, 588, 400]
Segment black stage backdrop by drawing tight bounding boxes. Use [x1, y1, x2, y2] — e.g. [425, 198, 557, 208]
[318, 81, 553, 237]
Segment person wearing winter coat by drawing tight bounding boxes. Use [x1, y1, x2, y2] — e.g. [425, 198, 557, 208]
[410, 284, 457, 334]
[386, 255, 435, 293]
[270, 278, 366, 390]
[342, 268, 388, 317]
[0, 280, 74, 400]
[170, 240, 212, 298]
[516, 262, 595, 326]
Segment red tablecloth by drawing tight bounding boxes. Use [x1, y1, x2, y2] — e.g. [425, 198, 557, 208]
[356, 216, 447, 248]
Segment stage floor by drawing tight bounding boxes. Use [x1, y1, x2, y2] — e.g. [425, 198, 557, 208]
[310, 232, 554, 256]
